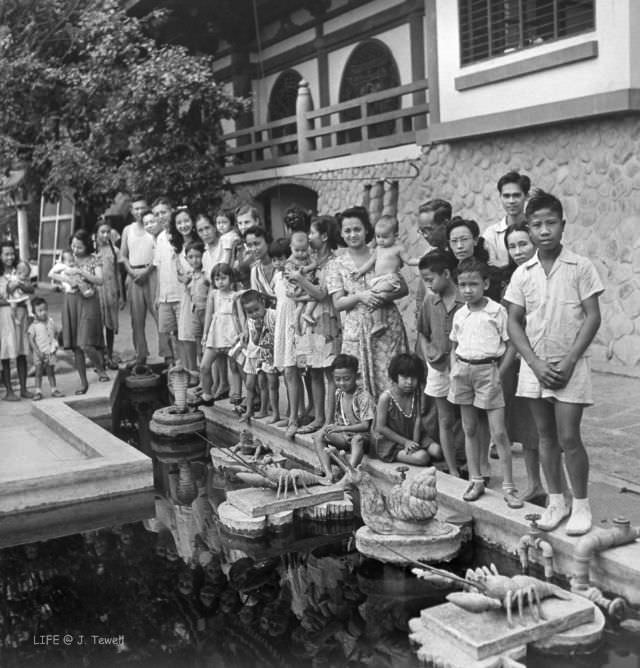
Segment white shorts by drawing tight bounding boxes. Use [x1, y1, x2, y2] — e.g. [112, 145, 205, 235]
[424, 360, 450, 398]
[516, 356, 593, 405]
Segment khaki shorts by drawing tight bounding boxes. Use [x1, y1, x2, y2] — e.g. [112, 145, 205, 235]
[447, 359, 505, 410]
[516, 356, 593, 405]
[425, 360, 450, 398]
[158, 301, 180, 335]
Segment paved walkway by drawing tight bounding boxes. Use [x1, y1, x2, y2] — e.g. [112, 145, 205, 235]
[1, 287, 639, 524]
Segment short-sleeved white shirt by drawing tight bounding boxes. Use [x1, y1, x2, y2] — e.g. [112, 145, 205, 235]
[153, 230, 182, 303]
[450, 298, 508, 360]
[483, 216, 510, 268]
[503, 247, 604, 360]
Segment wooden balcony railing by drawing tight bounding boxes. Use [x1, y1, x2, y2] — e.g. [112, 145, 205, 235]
[222, 79, 428, 174]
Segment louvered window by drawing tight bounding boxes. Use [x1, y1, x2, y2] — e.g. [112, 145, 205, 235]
[459, 0, 595, 65]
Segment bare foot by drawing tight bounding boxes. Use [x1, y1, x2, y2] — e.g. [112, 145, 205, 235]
[519, 485, 547, 503]
[273, 417, 289, 428]
[239, 413, 252, 424]
[265, 415, 281, 424]
[253, 411, 268, 420]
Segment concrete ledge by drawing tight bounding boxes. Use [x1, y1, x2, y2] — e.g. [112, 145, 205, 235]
[205, 402, 640, 606]
[0, 396, 154, 546]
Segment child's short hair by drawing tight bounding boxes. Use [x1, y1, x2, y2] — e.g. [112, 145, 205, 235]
[331, 353, 359, 374]
[236, 260, 252, 281]
[269, 238, 291, 259]
[235, 203, 261, 223]
[375, 215, 398, 234]
[216, 208, 236, 226]
[151, 196, 173, 209]
[525, 190, 563, 219]
[497, 171, 531, 195]
[418, 249, 457, 273]
[244, 225, 271, 243]
[239, 289, 264, 308]
[289, 230, 308, 246]
[388, 353, 426, 385]
[211, 262, 235, 283]
[15, 259, 31, 272]
[32, 296, 47, 310]
[456, 256, 491, 281]
[184, 240, 205, 255]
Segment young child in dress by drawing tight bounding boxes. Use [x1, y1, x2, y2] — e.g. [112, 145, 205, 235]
[215, 209, 242, 267]
[505, 191, 603, 535]
[313, 354, 375, 480]
[27, 297, 64, 400]
[417, 249, 464, 477]
[7, 260, 33, 320]
[198, 263, 244, 407]
[352, 215, 420, 335]
[184, 240, 209, 345]
[284, 230, 319, 334]
[238, 290, 279, 424]
[448, 257, 523, 508]
[373, 353, 441, 465]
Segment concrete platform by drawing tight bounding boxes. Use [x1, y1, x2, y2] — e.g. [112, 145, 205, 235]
[204, 401, 640, 606]
[0, 392, 154, 548]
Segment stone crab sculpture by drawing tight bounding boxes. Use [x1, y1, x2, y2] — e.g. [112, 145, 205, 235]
[326, 446, 462, 564]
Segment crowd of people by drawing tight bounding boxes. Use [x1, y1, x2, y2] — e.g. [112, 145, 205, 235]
[0, 170, 603, 537]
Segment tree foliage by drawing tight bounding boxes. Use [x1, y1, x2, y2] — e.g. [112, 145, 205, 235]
[0, 0, 248, 210]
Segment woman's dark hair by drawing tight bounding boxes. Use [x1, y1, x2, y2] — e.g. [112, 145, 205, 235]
[244, 225, 271, 244]
[446, 217, 489, 263]
[310, 215, 343, 250]
[339, 206, 374, 244]
[331, 353, 359, 374]
[284, 205, 311, 234]
[503, 221, 531, 250]
[169, 207, 197, 254]
[388, 353, 426, 385]
[269, 238, 291, 259]
[0, 240, 18, 276]
[211, 262, 235, 284]
[70, 229, 95, 255]
[497, 171, 531, 196]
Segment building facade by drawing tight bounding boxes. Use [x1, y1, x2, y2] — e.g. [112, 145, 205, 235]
[211, 0, 640, 375]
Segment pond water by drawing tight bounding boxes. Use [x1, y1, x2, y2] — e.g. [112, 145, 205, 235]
[1, 385, 639, 667]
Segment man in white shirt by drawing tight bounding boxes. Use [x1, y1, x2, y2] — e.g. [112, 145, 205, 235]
[120, 194, 157, 365]
[484, 172, 530, 269]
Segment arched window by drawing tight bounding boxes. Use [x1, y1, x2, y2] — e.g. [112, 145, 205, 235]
[338, 40, 401, 145]
[268, 70, 308, 157]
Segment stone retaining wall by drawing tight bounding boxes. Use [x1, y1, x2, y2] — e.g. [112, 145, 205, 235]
[230, 114, 640, 375]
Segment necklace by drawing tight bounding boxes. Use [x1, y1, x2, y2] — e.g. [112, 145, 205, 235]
[389, 389, 415, 418]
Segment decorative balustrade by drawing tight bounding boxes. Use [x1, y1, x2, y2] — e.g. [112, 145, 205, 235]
[222, 78, 428, 174]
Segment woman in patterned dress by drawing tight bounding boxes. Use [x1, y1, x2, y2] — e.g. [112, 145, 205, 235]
[326, 206, 408, 398]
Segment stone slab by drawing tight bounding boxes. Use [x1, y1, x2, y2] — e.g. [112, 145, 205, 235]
[355, 523, 461, 564]
[225, 484, 345, 517]
[408, 617, 527, 668]
[532, 605, 605, 653]
[420, 595, 594, 660]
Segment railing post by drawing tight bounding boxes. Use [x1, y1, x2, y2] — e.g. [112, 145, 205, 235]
[296, 80, 312, 163]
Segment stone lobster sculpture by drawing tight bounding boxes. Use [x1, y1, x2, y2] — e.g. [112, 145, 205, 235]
[413, 563, 572, 627]
[326, 446, 442, 535]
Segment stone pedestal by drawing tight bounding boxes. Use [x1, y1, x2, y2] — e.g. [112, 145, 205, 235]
[355, 520, 462, 564]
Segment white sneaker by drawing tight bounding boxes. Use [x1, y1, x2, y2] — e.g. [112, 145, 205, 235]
[537, 501, 571, 531]
[566, 505, 592, 536]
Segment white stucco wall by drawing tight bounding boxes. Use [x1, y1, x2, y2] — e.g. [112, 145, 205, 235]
[252, 59, 319, 126]
[327, 23, 413, 106]
[436, 0, 631, 123]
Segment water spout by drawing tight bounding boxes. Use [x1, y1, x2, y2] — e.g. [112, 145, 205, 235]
[518, 513, 555, 580]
